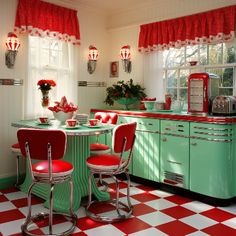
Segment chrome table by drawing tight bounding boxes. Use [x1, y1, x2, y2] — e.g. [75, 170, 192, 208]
[12, 119, 113, 213]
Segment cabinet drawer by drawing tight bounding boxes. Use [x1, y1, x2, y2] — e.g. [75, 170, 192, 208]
[190, 122, 233, 141]
[118, 116, 159, 131]
[161, 120, 189, 136]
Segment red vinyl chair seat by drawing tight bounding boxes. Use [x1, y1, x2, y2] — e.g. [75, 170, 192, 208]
[90, 143, 110, 151]
[32, 160, 74, 177]
[86, 154, 126, 171]
[11, 143, 22, 154]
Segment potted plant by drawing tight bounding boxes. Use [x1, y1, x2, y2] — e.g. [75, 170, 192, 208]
[104, 79, 147, 109]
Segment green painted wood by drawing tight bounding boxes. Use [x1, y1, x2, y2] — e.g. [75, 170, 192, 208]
[0, 176, 16, 190]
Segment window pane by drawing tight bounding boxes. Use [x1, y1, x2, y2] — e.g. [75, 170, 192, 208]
[223, 44, 236, 64]
[222, 68, 233, 87]
[166, 88, 177, 101]
[199, 44, 207, 65]
[209, 44, 223, 64]
[166, 70, 177, 87]
[219, 88, 233, 95]
[180, 70, 189, 87]
[186, 45, 198, 65]
[163, 48, 185, 67]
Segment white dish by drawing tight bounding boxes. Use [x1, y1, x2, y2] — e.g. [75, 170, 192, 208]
[83, 124, 103, 128]
[35, 121, 51, 125]
[62, 125, 80, 129]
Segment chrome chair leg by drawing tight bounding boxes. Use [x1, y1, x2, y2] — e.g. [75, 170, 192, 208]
[49, 184, 54, 235]
[15, 155, 20, 187]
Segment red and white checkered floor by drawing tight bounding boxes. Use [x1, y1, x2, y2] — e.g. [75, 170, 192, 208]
[1, 177, 236, 236]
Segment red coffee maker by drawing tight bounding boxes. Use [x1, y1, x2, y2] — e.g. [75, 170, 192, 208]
[188, 73, 220, 115]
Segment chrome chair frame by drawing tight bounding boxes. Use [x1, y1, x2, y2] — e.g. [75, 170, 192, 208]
[11, 144, 22, 188]
[21, 141, 76, 236]
[86, 125, 136, 223]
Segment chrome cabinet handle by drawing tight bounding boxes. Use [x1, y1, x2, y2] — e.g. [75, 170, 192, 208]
[162, 137, 167, 142]
[191, 142, 197, 146]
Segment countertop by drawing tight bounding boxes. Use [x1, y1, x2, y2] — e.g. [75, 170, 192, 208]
[90, 109, 236, 124]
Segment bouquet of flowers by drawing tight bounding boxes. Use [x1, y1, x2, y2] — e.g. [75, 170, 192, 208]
[37, 79, 56, 91]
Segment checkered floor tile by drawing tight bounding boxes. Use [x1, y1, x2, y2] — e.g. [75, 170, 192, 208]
[1, 178, 236, 235]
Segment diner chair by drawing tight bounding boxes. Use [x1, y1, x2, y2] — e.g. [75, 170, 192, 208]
[11, 142, 23, 187]
[90, 112, 118, 156]
[17, 128, 76, 236]
[86, 122, 137, 223]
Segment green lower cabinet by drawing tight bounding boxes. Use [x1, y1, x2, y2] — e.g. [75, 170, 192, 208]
[190, 123, 234, 199]
[118, 116, 160, 181]
[133, 130, 159, 181]
[160, 120, 190, 189]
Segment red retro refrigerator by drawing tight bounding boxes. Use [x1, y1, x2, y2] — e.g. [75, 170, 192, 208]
[188, 73, 220, 115]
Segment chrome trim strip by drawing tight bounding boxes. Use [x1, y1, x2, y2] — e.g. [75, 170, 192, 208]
[138, 122, 154, 126]
[190, 136, 233, 142]
[193, 131, 232, 137]
[78, 81, 106, 87]
[136, 129, 159, 134]
[160, 132, 189, 138]
[0, 79, 23, 86]
[167, 160, 182, 165]
[193, 126, 232, 131]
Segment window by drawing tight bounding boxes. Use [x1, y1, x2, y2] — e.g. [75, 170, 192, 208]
[25, 36, 77, 119]
[163, 43, 236, 106]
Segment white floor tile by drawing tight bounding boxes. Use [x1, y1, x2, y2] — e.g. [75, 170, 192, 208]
[218, 204, 236, 215]
[180, 214, 217, 230]
[85, 224, 125, 236]
[149, 189, 173, 198]
[129, 227, 168, 236]
[187, 230, 210, 236]
[182, 201, 214, 213]
[138, 211, 175, 226]
[0, 219, 25, 236]
[5, 191, 27, 200]
[222, 217, 236, 229]
[145, 198, 176, 210]
[0, 201, 16, 212]
[119, 186, 145, 196]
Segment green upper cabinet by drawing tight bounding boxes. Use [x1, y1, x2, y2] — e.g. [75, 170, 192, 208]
[190, 122, 234, 199]
[118, 116, 160, 181]
[160, 120, 190, 189]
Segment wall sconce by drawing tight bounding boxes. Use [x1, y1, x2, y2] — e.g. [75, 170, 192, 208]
[87, 45, 98, 74]
[120, 45, 131, 73]
[5, 32, 20, 69]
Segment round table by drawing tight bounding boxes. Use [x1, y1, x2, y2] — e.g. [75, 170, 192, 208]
[12, 119, 114, 213]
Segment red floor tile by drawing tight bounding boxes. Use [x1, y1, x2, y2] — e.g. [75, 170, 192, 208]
[113, 217, 151, 234]
[0, 209, 25, 224]
[157, 220, 197, 236]
[164, 195, 193, 205]
[76, 217, 105, 231]
[161, 206, 195, 219]
[11, 196, 44, 208]
[131, 192, 160, 202]
[108, 182, 128, 190]
[136, 185, 157, 192]
[202, 223, 236, 236]
[0, 195, 9, 203]
[201, 208, 235, 222]
[132, 203, 157, 216]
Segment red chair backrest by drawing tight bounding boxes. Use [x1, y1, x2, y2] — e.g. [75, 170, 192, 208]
[17, 128, 67, 160]
[112, 122, 137, 153]
[94, 112, 118, 124]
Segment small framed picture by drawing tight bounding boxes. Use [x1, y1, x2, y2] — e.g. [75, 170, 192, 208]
[110, 61, 119, 77]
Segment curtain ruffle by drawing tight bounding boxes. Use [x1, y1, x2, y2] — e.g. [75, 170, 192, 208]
[14, 0, 80, 45]
[138, 5, 236, 53]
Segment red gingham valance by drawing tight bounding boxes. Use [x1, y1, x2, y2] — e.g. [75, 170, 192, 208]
[138, 5, 236, 53]
[14, 0, 80, 45]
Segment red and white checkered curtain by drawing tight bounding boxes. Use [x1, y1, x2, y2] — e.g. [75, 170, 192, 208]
[138, 5, 236, 53]
[14, 0, 80, 45]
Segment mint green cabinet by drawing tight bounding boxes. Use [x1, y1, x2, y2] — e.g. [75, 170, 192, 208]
[190, 123, 234, 199]
[160, 120, 190, 189]
[118, 116, 160, 181]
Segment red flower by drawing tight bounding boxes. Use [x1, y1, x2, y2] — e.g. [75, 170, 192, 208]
[37, 79, 56, 91]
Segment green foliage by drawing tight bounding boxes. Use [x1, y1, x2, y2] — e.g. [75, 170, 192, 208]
[104, 79, 147, 106]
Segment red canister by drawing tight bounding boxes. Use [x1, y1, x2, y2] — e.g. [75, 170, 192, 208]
[165, 94, 172, 110]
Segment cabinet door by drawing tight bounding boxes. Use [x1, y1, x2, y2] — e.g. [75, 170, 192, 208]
[160, 135, 189, 188]
[190, 123, 234, 199]
[160, 120, 190, 189]
[118, 116, 160, 181]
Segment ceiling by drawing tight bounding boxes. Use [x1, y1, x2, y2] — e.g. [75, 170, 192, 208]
[59, 0, 157, 14]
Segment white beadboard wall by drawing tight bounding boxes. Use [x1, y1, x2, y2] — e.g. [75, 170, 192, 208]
[0, 85, 24, 178]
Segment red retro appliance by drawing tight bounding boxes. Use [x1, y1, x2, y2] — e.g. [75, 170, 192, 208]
[188, 73, 220, 115]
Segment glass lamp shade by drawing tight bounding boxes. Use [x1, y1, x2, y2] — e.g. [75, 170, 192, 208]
[6, 33, 20, 51]
[120, 45, 130, 60]
[88, 46, 98, 61]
